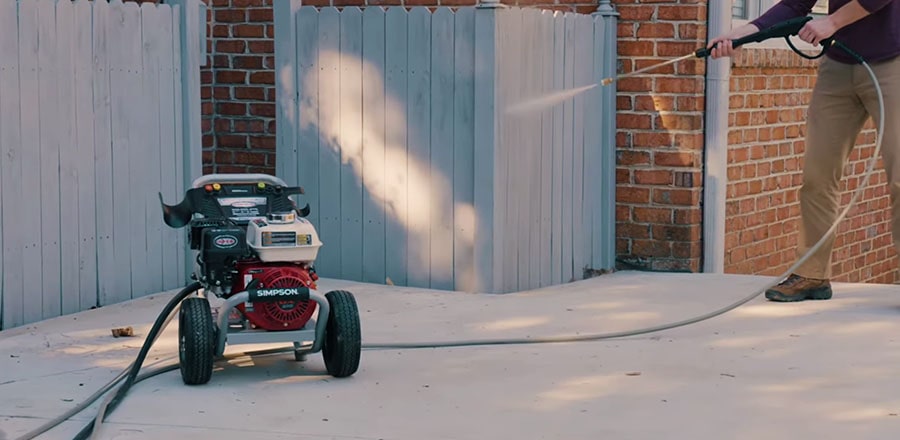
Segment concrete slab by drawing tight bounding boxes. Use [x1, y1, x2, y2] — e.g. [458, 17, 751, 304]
[3, 271, 900, 440]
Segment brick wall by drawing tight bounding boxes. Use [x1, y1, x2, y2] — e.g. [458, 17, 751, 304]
[199, 0, 600, 176]
[612, 0, 707, 272]
[725, 48, 897, 283]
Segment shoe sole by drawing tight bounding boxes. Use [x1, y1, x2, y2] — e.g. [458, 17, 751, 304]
[765, 286, 833, 302]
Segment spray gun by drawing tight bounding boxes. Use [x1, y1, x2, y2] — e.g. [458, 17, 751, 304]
[600, 15, 822, 85]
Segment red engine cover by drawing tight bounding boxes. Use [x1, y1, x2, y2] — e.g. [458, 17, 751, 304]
[233, 261, 318, 331]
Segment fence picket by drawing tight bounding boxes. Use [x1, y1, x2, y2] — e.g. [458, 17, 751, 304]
[406, 7, 432, 288]
[57, 0, 81, 315]
[539, 10, 553, 288]
[430, 7, 455, 290]
[157, 4, 178, 289]
[296, 7, 320, 236]
[1, 0, 24, 327]
[452, 7, 475, 292]
[315, 7, 342, 277]
[361, 6, 387, 284]
[142, 3, 165, 294]
[384, 6, 409, 286]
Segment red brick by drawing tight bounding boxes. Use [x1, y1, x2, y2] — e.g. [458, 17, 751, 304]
[217, 135, 247, 148]
[216, 40, 246, 53]
[617, 5, 655, 21]
[250, 103, 276, 117]
[632, 240, 672, 258]
[250, 72, 275, 84]
[634, 170, 672, 185]
[250, 135, 277, 150]
[249, 41, 274, 53]
[217, 102, 247, 116]
[617, 186, 650, 204]
[215, 9, 245, 23]
[655, 152, 694, 167]
[618, 41, 654, 57]
[216, 70, 247, 84]
[658, 5, 705, 20]
[233, 56, 264, 69]
[235, 87, 266, 100]
[234, 151, 268, 166]
[248, 8, 274, 22]
[617, 150, 651, 166]
[637, 23, 674, 39]
[234, 24, 265, 38]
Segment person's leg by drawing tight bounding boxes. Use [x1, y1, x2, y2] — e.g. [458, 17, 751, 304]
[856, 55, 900, 273]
[766, 57, 869, 301]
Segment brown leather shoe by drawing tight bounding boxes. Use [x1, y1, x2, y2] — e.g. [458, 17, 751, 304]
[765, 274, 833, 302]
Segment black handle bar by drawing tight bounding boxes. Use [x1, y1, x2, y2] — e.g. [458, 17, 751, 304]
[695, 15, 815, 58]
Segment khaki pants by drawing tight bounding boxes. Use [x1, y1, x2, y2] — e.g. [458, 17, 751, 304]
[795, 54, 900, 279]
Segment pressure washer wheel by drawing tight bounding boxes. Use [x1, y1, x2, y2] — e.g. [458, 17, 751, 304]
[322, 290, 361, 378]
[178, 297, 216, 385]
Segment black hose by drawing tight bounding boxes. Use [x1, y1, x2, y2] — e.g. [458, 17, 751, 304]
[69, 282, 201, 440]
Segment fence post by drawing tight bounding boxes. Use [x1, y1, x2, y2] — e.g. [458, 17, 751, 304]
[592, 1, 617, 271]
[274, 0, 303, 185]
[170, 0, 204, 282]
[473, 0, 502, 292]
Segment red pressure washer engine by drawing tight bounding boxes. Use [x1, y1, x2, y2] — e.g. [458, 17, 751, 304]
[159, 173, 361, 385]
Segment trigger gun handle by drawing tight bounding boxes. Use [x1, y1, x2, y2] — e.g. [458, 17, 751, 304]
[694, 15, 813, 58]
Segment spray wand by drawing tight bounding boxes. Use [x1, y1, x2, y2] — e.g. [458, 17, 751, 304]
[600, 15, 818, 86]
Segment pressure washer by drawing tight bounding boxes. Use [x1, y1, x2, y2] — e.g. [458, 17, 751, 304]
[12, 14, 887, 440]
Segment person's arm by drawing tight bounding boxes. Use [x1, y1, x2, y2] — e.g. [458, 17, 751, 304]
[798, 0, 893, 46]
[708, 0, 817, 58]
[750, 0, 818, 31]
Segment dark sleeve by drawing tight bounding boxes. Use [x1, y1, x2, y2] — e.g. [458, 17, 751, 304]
[858, 0, 894, 12]
[750, 0, 817, 30]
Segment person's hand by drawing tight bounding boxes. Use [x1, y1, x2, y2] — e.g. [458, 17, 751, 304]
[798, 17, 838, 46]
[707, 23, 760, 58]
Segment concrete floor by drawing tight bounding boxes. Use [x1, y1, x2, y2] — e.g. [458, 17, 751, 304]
[3, 271, 900, 440]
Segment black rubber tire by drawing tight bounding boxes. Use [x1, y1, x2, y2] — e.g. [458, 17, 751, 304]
[179, 297, 215, 385]
[322, 290, 361, 378]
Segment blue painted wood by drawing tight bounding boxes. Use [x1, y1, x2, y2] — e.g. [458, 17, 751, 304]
[572, 15, 590, 281]
[453, 7, 476, 292]
[170, 1, 187, 284]
[384, 6, 409, 287]
[37, 0, 62, 318]
[550, 13, 564, 286]
[92, 0, 116, 306]
[429, 7, 455, 290]
[497, 9, 516, 292]
[526, 8, 543, 290]
[315, 7, 342, 277]
[141, 3, 165, 295]
[0, 0, 23, 328]
[273, 0, 301, 186]
[57, 0, 81, 315]
[473, 5, 499, 293]
[296, 7, 320, 237]
[538, 10, 553, 288]
[362, 6, 387, 285]
[123, 1, 146, 299]
[339, 7, 364, 281]
[157, 2, 180, 290]
[561, 13, 575, 284]
[406, 7, 432, 288]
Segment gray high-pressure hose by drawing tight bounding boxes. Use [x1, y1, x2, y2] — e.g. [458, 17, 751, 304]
[14, 40, 886, 440]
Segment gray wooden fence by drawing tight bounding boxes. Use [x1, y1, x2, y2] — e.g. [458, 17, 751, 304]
[275, 3, 617, 293]
[0, 0, 204, 329]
